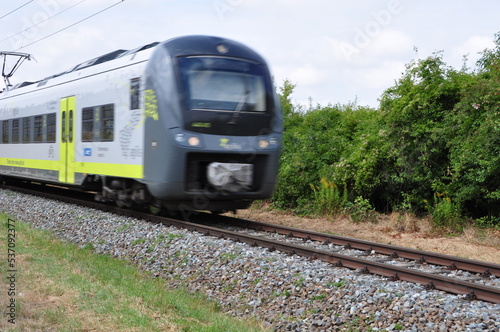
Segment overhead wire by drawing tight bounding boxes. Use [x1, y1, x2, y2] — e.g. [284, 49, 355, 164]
[0, 0, 87, 45]
[0, 1, 35, 21]
[14, 0, 125, 51]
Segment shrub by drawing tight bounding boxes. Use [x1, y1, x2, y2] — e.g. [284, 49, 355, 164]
[311, 178, 347, 216]
[271, 32, 500, 226]
[347, 196, 377, 223]
[427, 193, 463, 230]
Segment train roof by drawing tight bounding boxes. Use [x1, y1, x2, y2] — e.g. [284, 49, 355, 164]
[6, 41, 159, 92]
[64, 41, 160, 75]
[162, 35, 266, 63]
[3, 36, 266, 93]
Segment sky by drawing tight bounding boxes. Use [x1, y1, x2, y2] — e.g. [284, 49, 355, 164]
[0, 0, 499, 108]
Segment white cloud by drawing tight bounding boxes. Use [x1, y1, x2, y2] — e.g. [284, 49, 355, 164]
[333, 29, 413, 65]
[13, 24, 124, 84]
[359, 60, 406, 89]
[2, 0, 500, 108]
[452, 35, 496, 67]
[288, 63, 323, 86]
[367, 29, 413, 57]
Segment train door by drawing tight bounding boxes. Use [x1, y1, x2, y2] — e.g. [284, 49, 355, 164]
[59, 96, 76, 184]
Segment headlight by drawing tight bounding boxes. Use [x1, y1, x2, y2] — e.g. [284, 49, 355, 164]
[258, 139, 269, 148]
[169, 129, 203, 148]
[188, 136, 201, 146]
[258, 136, 279, 148]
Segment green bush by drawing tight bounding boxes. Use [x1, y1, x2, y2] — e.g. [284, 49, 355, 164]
[271, 32, 500, 227]
[347, 196, 377, 223]
[311, 178, 348, 216]
[426, 193, 462, 230]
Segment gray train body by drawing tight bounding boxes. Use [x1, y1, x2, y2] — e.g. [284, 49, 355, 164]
[0, 36, 282, 213]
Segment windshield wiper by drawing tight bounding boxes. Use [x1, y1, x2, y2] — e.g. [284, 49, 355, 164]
[228, 90, 250, 125]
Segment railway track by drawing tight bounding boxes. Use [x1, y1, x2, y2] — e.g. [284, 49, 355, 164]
[2, 181, 500, 304]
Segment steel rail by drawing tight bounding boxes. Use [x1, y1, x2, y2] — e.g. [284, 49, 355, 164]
[180, 219, 500, 303]
[2, 183, 500, 303]
[200, 213, 500, 278]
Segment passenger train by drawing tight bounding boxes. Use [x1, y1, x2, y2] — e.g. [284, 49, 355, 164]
[0, 35, 282, 214]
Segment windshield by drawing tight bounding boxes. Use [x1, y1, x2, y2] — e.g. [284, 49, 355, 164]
[178, 57, 267, 112]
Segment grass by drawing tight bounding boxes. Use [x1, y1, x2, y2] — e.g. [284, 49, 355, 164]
[0, 213, 268, 332]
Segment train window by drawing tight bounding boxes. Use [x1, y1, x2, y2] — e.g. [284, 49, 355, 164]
[130, 78, 140, 110]
[101, 104, 114, 141]
[81, 104, 114, 142]
[2, 120, 8, 143]
[69, 110, 73, 143]
[47, 113, 56, 143]
[23, 117, 31, 143]
[93, 106, 100, 141]
[12, 119, 19, 143]
[179, 57, 267, 113]
[82, 108, 93, 142]
[34, 116, 43, 142]
[61, 111, 66, 143]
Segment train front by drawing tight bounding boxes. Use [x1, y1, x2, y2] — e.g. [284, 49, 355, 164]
[143, 36, 282, 213]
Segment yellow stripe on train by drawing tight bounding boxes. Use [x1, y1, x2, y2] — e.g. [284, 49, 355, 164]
[74, 162, 143, 179]
[0, 158, 58, 170]
[0, 158, 143, 179]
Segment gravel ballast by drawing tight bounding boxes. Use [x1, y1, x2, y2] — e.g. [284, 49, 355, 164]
[1, 189, 499, 331]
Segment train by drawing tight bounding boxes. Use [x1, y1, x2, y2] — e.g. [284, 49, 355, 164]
[0, 35, 282, 214]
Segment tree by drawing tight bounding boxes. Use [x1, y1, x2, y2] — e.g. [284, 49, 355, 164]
[379, 52, 466, 212]
[445, 33, 500, 219]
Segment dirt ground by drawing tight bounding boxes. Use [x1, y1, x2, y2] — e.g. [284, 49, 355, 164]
[234, 205, 500, 265]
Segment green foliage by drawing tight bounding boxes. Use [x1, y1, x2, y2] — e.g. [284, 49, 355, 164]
[380, 52, 467, 212]
[273, 91, 387, 214]
[279, 78, 297, 117]
[475, 216, 500, 229]
[272, 32, 500, 227]
[311, 178, 348, 216]
[426, 193, 462, 230]
[321, 106, 392, 208]
[443, 36, 500, 219]
[273, 86, 349, 212]
[347, 196, 377, 223]
[327, 279, 346, 288]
